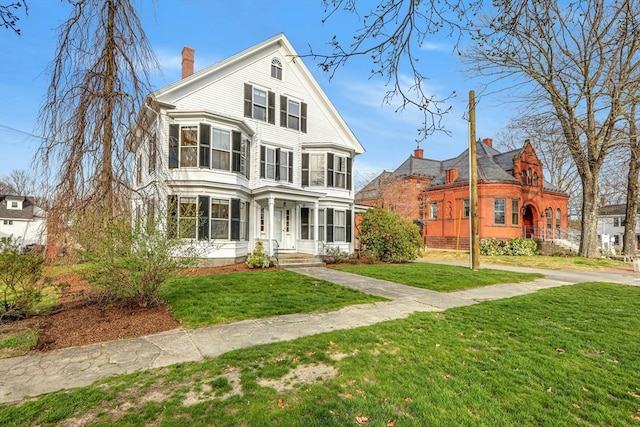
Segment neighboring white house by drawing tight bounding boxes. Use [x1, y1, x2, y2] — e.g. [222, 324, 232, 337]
[597, 203, 640, 253]
[0, 195, 47, 247]
[129, 34, 365, 265]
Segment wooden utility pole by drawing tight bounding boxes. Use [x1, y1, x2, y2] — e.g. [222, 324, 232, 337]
[469, 91, 480, 270]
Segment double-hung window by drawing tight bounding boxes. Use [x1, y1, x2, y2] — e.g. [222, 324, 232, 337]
[430, 203, 438, 219]
[300, 208, 314, 240]
[280, 95, 307, 132]
[334, 210, 346, 241]
[512, 199, 519, 225]
[463, 199, 470, 218]
[211, 129, 231, 170]
[260, 146, 292, 182]
[334, 156, 347, 189]
[178, 197, 197, 238]
[148, 133, 157, 174]
[302, 153, 325, 186]
[244, 84, 275, 124]
[179, 126, 198, 167]
[546, 208, 552, 228]
[494, 199, 505, 225]
[211, 199, 230, 239]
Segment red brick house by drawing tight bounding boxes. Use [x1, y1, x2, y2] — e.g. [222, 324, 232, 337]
[356, 139, 570, 250]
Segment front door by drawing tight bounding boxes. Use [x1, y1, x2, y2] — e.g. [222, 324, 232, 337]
[522, 205, 535, 238]
[274, 208, 293, 249]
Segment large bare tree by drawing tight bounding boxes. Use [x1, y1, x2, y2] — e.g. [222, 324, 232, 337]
[464, 0, 639, 257]
[37, 0, 158, 247]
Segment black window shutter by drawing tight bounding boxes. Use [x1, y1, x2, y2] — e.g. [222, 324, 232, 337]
[346, 209, 352, 242]
[245, 203, 250, 241]
[288, 152, 293, 183]
[301, 102, 307, 133]
[167, 195, 178, 238]
[326, 208, 334, 243]
[199, 123, 210, 168]
[301, 208, 309, 239]
[230, 198, 240, 241]
[327, 153, 334, 187]
[346, 157, 352, 190]
[260, 146, 266, 178]
[232, 131, 241, 172]
[280, 95, 287, 127]
[198, 196, 210, 240]
[268, 91, 276, 124]
[301, 153, 309, 186]
[245, 139, 251, 179]
[244, 84, 252, 118]
[169, 124, 179, 169]
[275, 148, 281, 181]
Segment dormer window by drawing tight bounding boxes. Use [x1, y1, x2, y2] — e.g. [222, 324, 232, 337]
[271, 58, 282, 80]
[7, 200, 22, 210]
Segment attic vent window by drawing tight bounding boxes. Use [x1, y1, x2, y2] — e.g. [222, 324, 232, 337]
[271, 58, 282, 80]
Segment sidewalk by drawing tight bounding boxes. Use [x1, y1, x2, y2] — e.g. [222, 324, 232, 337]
[0, 265, 637, 404]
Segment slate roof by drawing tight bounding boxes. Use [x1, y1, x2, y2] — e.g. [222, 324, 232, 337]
[0, 195, 41, 220]
[598, 204, 640, 216]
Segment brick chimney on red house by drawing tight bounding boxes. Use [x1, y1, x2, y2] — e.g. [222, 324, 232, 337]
[414, 147, 424, 159]
[182, 46, 195, 79]
[482, 138, 493, 147]
[445, 168, 459, 184]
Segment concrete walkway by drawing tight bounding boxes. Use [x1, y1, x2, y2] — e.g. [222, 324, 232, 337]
[0, 265, 638, 404]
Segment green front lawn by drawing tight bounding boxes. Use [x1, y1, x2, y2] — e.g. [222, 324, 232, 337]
[333, 262, 544, 291]
[2, 282, 637, 426]
[160, 270, 387, 328]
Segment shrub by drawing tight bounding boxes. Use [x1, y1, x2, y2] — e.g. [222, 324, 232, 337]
[358, 207, 422, 263]
[480, 237, 537, 256]
[323, 246, 350, 264]
[246, 240, 270, 268]
[0, 238, 52, 323]
[360, 249, 378, 264]
[78, 215, 196, 308]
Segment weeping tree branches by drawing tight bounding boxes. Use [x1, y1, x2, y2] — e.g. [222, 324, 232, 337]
[311, 0, 482, 140]
[36, 0, 158, 249]
[0, 1, 27, 34]
[464, 0, 640, 257]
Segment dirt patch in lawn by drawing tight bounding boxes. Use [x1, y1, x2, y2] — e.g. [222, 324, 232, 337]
[0, 263, 257, 356]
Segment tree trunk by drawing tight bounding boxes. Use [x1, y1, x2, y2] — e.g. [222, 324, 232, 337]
[580, 177, 601, 257]
[623, 104, 639, 256]
[101, 0, 116, 215]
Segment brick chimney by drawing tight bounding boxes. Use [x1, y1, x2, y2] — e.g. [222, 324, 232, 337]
[482, 138, 493, 147]
[182, 46, 195, 79]
[414, 147, 424, 159]
[445, 168, 459, 184]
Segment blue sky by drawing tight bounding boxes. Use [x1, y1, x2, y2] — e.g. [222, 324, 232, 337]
[0, 0, 508, 184]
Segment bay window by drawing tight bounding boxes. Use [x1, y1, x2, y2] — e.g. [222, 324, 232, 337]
[211, 129, 231, 170]
[167, 195, 248, 241]
[180, 126, 198, 167]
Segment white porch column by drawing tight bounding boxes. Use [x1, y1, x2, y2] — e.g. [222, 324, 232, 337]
[313, 202, 319, 255]
[268, 197, 275, 256]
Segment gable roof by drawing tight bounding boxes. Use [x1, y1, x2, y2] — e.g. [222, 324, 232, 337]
[151, 33, 364, 155]
[0, 195, 43, 220]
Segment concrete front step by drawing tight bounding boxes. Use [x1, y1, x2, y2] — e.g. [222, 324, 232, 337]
[275, 254, 325, 268]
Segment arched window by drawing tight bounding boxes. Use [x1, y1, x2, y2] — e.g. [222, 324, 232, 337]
[527, 168, 532, 185]
[556, 208, 561, 229]
[546, 208, 552, 229]
[271, 58, 282, 80]
[521, 170, 527, 184]
[532, 172, 538, 186]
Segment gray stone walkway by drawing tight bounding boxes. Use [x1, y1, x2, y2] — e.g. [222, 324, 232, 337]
[0, 265, 637, 404]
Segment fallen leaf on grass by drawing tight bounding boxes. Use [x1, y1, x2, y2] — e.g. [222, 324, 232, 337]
[277, 399, 286, 408]
[386, 420, 396, 427]
[629, 391, 640, 398]
[631, 415, 640, 421]
[435, 343, 441, 348]
[404, 397, 412, 402]
[444, 374, 452, 379]
[355, 415, 370, 424]
[329, 340, 336, 346]
[572, 403, 581, 409]
[344, 393, 353, 399]
[556, 348, 565, 353]
[356, 389, 366, 395]
[546, 387, 553, 393]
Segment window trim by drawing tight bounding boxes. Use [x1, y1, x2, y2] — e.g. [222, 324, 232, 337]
[271, 58, 282, 80]
[494, 198, 506, 225]
[511, 199, 519, 225]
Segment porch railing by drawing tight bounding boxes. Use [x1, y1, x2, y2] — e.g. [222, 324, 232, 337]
[522, 226, 581, 247]
[271, 239, 279, 265]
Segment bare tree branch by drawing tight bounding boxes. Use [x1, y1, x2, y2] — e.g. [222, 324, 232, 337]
[0, 1, 27, 35]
